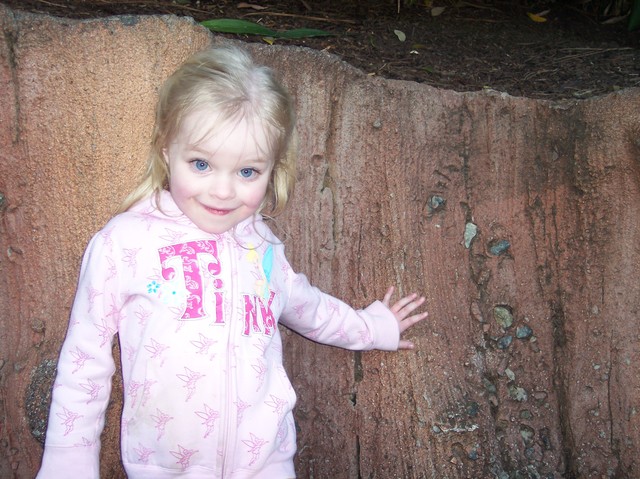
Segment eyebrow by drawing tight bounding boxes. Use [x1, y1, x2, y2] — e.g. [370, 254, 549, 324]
[186, 145, 272, 165]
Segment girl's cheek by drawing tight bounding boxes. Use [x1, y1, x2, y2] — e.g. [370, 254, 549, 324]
[250, 183, 270, 208]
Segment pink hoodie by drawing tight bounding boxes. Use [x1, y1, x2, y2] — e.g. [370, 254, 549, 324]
[37, 191, 400, 478]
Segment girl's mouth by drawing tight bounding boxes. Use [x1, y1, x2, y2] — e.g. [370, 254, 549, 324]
[205, 206, 232, 216]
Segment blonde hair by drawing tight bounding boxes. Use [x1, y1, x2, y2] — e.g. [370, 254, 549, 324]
[118, 45, 296, 217]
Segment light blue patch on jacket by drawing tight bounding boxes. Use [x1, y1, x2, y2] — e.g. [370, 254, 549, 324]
[262, 245, 274, 283]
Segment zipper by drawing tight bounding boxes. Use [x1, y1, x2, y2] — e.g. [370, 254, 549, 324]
[220, 235, 238, 478]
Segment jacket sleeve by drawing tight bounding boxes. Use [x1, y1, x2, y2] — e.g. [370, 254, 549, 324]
[278, 256, 400, 351]
[37, 228, 122, 478]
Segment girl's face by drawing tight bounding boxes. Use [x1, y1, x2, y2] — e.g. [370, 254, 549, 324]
[164, 109, 273, 234]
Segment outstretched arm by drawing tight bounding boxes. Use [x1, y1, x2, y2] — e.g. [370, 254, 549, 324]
[382, 286, 429, 350]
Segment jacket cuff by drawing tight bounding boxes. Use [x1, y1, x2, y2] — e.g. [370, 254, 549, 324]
[363, 300, 401, 351]
[36, 444, 100, 479]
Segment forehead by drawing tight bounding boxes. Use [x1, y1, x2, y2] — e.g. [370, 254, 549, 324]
[174, 108, 274, 157]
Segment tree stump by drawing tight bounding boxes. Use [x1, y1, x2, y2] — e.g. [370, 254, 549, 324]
[1, 5, 639, 478]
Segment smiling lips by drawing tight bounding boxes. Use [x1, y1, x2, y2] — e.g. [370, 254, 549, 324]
[203, 205, 233, 216]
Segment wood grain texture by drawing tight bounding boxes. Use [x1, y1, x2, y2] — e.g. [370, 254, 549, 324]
[1, 5, 639, 477]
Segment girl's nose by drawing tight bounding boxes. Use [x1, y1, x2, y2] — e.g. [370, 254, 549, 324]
[209, 175, 235, 200]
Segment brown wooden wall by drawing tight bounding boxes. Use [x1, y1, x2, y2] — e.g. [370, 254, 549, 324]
[1, 5, 639, 478]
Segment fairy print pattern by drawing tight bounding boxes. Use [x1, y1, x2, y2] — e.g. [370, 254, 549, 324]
[85, 286, 102, 312]
[158, 227, 187, 244]
[140, 379, 156, 407]
[122, 247, 141, 276]
[39, 194, 399, 478]
[176, 367, 205, 402]
[194, 403, 220, 438]
[170, 444, 198, 471]
[57, 407, 83, 436]
[94, 318, 115, 348]
[144, 338, 170, 366]
[151, 408, 174, 440]
[190, 333, 218, 360]
[134, 304, 152, 327]
[265, 395, 287, 419]
[70, 346, 94, 374]
[127, 380, 142, 408]
[333, 326, 350, 343]
[275, 421, 287, 450]
[358, 329, 374, 346]
[242, 433, 268, 467]
[133, 443, 155, 465]
[74, 437, 95, 448]
[104, 256, 117, 283]
[252, 359, 267, 391]
[79, 379, 103, 404]
[235, 398, 251, 426]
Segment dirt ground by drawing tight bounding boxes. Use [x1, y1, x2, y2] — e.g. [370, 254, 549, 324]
[2, 0, 640, 100]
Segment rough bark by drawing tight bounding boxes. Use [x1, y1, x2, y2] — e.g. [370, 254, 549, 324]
[1, 5, 639, 478]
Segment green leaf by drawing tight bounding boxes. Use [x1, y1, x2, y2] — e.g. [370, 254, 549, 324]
[280, 28, 335, 39]
[629, 0, 640, 31]
[200, 19, 334, 39]
[394, 29, 406, 42]
[200, 19, 276, 36]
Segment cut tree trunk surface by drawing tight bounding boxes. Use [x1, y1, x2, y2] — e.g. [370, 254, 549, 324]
[1, 4, 639, 478]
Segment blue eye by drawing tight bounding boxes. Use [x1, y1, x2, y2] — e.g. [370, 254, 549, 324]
[192, 160, 209, 172]
[239, 168, 256, 179]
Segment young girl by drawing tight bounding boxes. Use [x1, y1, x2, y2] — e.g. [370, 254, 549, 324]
[37, 45, 427, 478]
